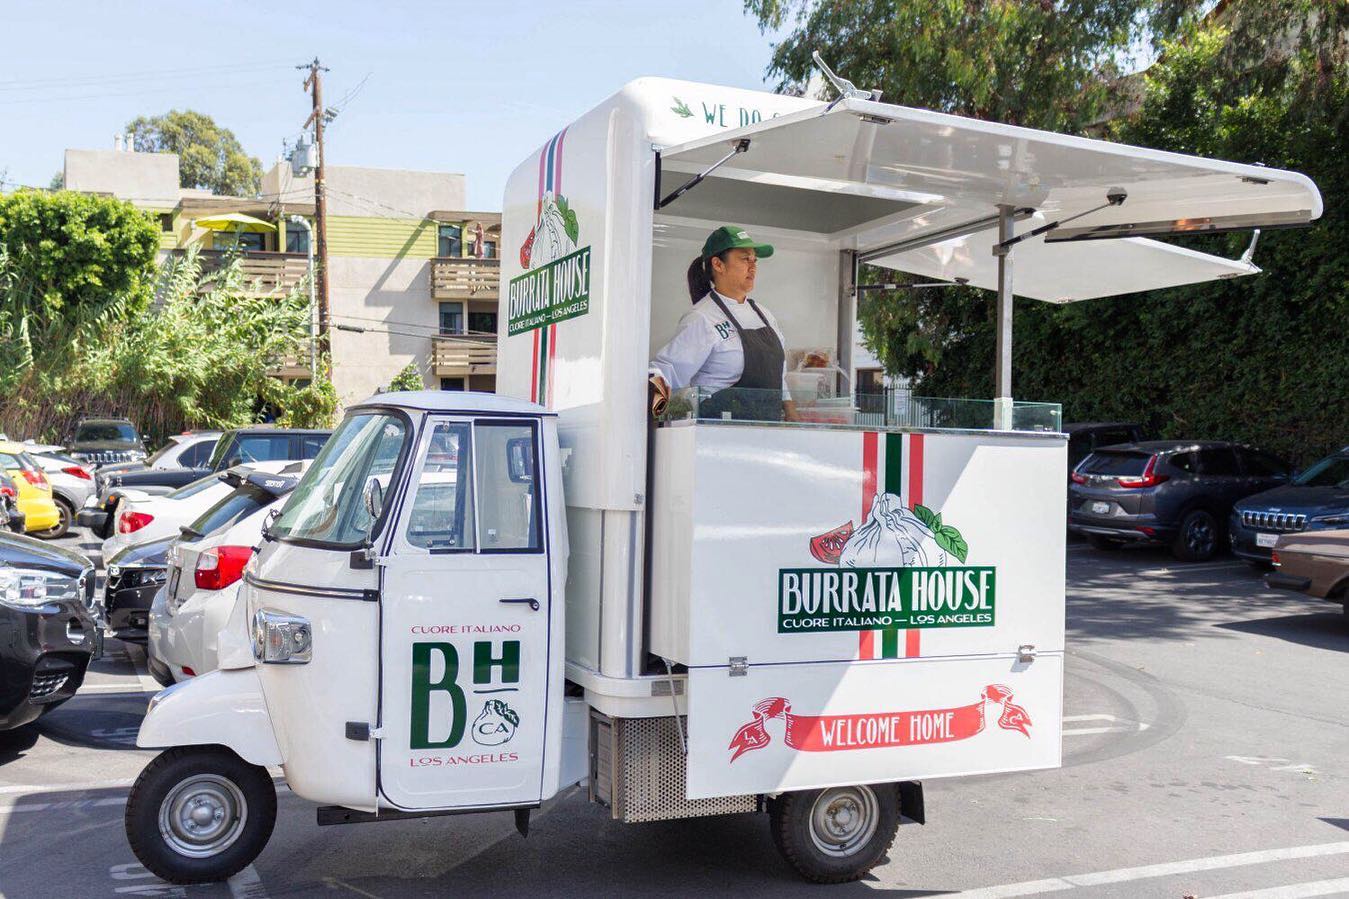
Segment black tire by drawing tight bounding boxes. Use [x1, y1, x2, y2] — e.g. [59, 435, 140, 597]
[34, 497, 73, 540]
[1172, 509, 1220, 562]
[125, 746, 276, 885]
[768, 784, 900, 884]
[1085, 533, 1122, 551]
[100, 498, 118, 539]
[1245, 559, 1275, 572]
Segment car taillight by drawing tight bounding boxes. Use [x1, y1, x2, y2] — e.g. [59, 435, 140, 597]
[194, 545, 253, 590]
[1070, 471, 1087, 485]
[117, 511, 154, 534]
[21, 469, 48, 488]
[61, 466, 92, 480]
[0, 484, 13, 498]
[1117, 455, 1169, 489]
[1271, 551, 1280, 567]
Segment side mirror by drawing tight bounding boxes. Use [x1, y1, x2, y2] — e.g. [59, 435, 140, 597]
[363, 477, 385, 520]
[506, 437, 534, 483]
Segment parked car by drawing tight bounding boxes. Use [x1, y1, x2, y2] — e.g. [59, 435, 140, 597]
[80, 427, 331, 538]
[0, 442, 62, 537]
[0, 471, 24, 533]
[108, 463, 306, 647]
[1230, 446, 1349, 566]
[1069, 440, 1294, 561]
[66, 417, 148, 468]
[1065, 422, 1147, 474]
[27, 453, 95, 539]
[0, 530, 96, 730]
[147, 465, 305, 684]
[100, 461, 304, 564]
[1265, 528, 1349, 623]
[96, 431, 221, 480]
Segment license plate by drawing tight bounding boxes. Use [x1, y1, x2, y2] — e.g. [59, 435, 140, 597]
[1091, 501, 1110, 515]
[1256, 532, 1278, 549]
[167, 565, 180, 598]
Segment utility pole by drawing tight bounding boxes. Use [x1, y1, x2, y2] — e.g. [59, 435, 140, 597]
[300, 58, 332, 364]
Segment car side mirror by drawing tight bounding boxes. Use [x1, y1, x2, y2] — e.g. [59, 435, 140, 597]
[363, 477, 385, 521]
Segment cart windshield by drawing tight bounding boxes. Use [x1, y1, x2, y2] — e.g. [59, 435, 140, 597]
[269, 412, 408, 548]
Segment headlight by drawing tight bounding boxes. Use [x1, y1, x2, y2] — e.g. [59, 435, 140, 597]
[252, 608, 312, 664]
[1311, 513, 1349, 528]
[0, 567, 82, 608]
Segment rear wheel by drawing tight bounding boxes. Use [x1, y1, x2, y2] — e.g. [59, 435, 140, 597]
[769, 784, 899, 883]
[1172, 509, 1220, 562]
[124, 746, 276, 884]
[1085, 534, 1122, 551]
[34, 497, 72, 540]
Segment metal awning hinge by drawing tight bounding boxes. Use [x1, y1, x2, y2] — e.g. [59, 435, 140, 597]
[729, 656, 749, 677]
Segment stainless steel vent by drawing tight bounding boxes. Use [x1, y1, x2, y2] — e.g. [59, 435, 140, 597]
[1242, 510, 1307, 532]
[589, 711, 757, 823]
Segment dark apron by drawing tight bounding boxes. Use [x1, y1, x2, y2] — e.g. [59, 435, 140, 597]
[699, 291, 786, 422]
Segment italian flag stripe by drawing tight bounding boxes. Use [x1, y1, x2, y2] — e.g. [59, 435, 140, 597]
[528, 128, 567, 408]
[858, 431, 925, 660]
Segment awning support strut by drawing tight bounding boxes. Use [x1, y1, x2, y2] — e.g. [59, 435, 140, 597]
[657, 139, 750, 210]
[993, 204, 1016, 430]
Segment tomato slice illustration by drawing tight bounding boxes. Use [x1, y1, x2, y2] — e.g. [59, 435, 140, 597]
[520, 227, 536, 268]
[809, 521, 854, 564]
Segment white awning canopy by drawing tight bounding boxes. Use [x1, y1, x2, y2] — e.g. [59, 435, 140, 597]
[659, 98, 1321, 302]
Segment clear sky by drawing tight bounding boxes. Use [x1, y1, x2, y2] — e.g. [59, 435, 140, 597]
[0, 1, 786, 209]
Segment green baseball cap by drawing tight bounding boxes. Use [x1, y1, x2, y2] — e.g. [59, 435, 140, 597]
[701, 225, 774, 260]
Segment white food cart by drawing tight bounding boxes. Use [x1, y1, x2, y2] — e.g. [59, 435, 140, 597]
[125, 76, 1320, 885]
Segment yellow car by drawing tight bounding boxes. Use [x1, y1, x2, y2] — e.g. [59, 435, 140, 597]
[0, 441, 61, 535]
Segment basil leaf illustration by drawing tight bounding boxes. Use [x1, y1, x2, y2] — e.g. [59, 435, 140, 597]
[936, 525, 969, 562]
[913, 504, 939, 532]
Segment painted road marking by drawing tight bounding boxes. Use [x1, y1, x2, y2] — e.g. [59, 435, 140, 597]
[1061, 714, 1149, 737]
[0, 778, 137, 796]
[228, 865, 269, 899]
[913, 840, 1349, 897]
[1206, 878, 1349, 898]
[110, 863, 186, 897]
[1227, 756, 1319, 775]
[77, 682, 161, 694]
[1, 796, 127, 815]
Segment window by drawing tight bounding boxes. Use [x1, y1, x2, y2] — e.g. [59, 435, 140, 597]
[468, 311, 498, 335]
[856, 369, 884, 395]
[1198, 447, 1240, 477]
[482, 239, 497, 259]
[185, 485, 272, 540]
[1079, 451, 1150, 477]
[1169, 452, 1199, 474]
[158, 213, 174, 233]
[299, 435, 329, 459]
[230, 435, 293, 465]
[76, 422, 137, 443]
[218, 231, 267, 253]
[438, 224, 463, 257]
[440, 377, 465, 391]
[1294, 453, 1349, 488]
[1093, 429, 1136, 449]
[439, 302, 464, 335]
[177, 440, 217, 469]
[403, 420, 542, 553]
[270, 413, 408, 547]
[286, 226, 310, 255]
[1239, 449, 1289, 478]
[406, 422, 474, 550]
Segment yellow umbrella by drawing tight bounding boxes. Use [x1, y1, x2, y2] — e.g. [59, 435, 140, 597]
[194, 212, 276, 232]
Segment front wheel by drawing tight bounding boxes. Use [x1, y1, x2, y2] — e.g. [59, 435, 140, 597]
[125, 746, 276, 884]
[769, 784, 899, 883]
[34, 498, 72, 540]
[1172, 509, 1220, 562]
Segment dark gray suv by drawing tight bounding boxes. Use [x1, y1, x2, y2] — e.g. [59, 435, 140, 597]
[1069, 441, 1293, 561]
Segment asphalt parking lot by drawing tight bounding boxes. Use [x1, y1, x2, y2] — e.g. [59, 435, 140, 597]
[0, 530, 1346, 898]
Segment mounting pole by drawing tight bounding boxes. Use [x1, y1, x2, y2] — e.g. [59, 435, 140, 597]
[992, 204, 1016, 430]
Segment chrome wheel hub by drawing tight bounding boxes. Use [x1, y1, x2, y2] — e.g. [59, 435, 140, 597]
[808, 786, 879, 858]
[158, 774, 247, 859]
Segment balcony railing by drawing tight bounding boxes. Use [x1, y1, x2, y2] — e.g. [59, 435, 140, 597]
[433, 333, 497, 376]
[174, 250, 311, 298]
[432, 257, 500, 299]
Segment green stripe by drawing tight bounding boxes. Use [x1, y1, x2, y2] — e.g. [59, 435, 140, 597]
[537, 327, 549, 401]
[881, 433, 905, 658]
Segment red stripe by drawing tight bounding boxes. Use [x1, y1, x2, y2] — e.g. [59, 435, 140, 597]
[536, 139, 547, 218]
[554, 129, 566, 192]
[858, 432, 879, 658]
[858, 631, 875, 660]
[529, 328, 540, 403]
[905, 433, 925, 658]
[546, 323, 557, 407]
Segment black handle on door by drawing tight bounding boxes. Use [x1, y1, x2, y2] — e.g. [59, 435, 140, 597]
[500, 597, 540, 611]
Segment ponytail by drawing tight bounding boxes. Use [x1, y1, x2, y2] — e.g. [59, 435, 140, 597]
[686, 255, 711, 305]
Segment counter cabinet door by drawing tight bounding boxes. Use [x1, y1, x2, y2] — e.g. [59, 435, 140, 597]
[378, 416, 554, 812]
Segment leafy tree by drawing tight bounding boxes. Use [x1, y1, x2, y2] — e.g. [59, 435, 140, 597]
[387, 363, 424, 393]
[126, 110, 263, 197]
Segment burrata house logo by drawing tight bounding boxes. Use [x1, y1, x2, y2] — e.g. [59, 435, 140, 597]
[472, 699, 520, 747]
[779, 491, 997, 636]
[727, 684, 1033, 763]
[508, 128, 591, 340]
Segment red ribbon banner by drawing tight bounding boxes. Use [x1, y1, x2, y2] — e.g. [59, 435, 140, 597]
[728, 684, 1032, 762]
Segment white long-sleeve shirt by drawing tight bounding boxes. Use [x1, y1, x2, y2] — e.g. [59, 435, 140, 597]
[650, 291, 791, 399]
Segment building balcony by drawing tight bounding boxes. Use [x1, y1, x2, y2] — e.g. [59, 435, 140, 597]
[175, 249, 311, 298]
[433, 333, 497, 377]
[431, 257, 500, 300]
[267, 340, 315, 380]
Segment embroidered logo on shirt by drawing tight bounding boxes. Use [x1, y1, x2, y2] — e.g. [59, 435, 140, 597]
[714, 321, 733, 340]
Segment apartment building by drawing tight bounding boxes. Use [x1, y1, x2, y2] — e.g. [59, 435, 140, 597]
[63, 146, 502, 406]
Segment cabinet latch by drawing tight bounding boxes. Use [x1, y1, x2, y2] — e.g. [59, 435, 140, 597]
[729, 656, 749, 677]
[345, 722, 385, 741]
[1017, 644, 1037, 663]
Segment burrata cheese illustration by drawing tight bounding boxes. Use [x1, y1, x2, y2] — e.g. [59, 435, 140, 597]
[839, 493, 948, 568]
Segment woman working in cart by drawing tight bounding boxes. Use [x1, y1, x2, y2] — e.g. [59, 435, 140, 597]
[649, 225, 799, 422]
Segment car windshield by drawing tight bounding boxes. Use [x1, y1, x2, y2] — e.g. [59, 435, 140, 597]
[76, 422, 137, 443]
[1078, 451, 1151, 477]
[269, 413, 407, 547]
[185, 485, 273, 540]
[1293, 454, 1349, 488]
[168, 475, 224, 500]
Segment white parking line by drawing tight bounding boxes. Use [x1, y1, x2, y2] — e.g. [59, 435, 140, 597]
[910, 841, 1349, 897]
[1062, 724, 1150, 736]
[0, 778, 136, 797]
[78, 683, 161, 695]
[1206, 878, 1349, 899]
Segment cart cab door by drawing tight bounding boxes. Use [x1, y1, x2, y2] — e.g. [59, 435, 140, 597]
[378, 415, 555, 811]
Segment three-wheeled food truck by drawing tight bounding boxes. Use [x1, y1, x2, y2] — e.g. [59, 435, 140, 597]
[124, 75, 1321, 885]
